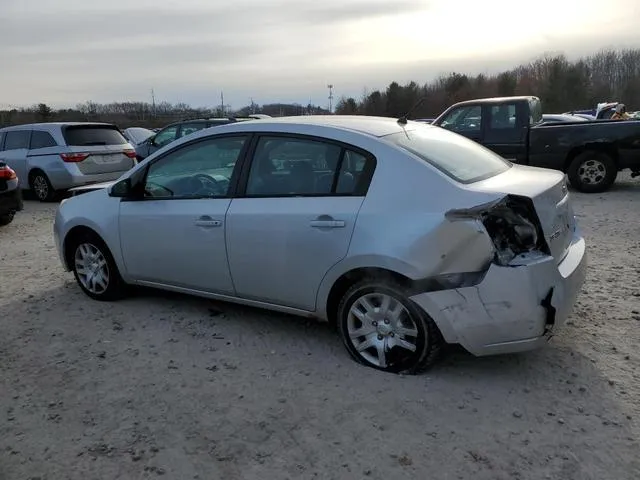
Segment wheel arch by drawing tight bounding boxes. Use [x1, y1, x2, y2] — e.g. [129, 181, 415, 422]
[318, 256, 422, 327]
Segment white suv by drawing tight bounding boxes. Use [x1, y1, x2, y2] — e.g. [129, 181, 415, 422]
[0, 122, 137, 201]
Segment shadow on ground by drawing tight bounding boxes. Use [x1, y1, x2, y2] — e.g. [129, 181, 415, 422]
[1, 284, 638, 479]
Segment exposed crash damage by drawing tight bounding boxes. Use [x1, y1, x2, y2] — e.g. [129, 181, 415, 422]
[410, 193, 587, 356]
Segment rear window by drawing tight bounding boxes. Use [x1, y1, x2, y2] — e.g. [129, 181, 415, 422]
[384, 126, 511, 184]
[62, 125, 127, 146]
[528, 97, 543, 125]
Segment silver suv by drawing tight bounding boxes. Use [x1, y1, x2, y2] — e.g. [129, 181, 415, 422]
[0, 122, 137, 201]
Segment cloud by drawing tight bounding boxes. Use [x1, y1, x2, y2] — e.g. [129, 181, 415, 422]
[1, 0, 640, 108]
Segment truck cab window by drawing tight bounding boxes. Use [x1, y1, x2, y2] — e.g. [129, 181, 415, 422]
[490, 104, 517, 129]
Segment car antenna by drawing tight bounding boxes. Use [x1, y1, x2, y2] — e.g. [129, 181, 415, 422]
[397, 97, 427, 125]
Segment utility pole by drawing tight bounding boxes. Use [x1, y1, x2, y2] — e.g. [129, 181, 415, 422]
[327, 84, 334, 114]
[151, 88, 156, 117]
[220, 91, 224, 117]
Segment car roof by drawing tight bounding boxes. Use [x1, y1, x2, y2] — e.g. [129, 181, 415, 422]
[160, 118, 238, 129]
[445, 96, 538, 108]
[214, 115, 418, 138]
[0, 122, 116, 131]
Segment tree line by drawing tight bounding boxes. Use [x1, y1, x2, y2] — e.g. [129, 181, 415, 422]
[2, 48, 639, 128]
[0, 101, 329, 129]
[335, 49, 640, 117]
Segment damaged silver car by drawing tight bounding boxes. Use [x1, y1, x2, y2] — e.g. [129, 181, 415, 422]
[53, 116, 587, 373]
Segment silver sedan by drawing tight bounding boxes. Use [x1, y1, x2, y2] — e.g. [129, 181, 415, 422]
[53, 116, 587, 373]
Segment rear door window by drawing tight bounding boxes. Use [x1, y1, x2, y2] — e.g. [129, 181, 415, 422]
[62, 125, 127, 146]
[4, 130, 31, 150]
[30, 131, 58, 149]
[528, 97, 543, 125]
[244, 136, 375, 197]
[489, 103, 517, 129]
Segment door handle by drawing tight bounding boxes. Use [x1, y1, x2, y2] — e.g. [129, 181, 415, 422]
[310, 219, 345, 228]
[195, 215, 222, 227]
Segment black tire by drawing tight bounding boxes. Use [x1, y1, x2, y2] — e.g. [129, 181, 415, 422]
[0, 212, 14, 226]
[337, 278, 443, 374]
[69, 231, 126, 301]
[29, 170, 57, 202]
[567, 151, 617, 193]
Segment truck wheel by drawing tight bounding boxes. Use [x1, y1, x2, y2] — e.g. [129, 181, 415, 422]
[567, 151, 617, 193]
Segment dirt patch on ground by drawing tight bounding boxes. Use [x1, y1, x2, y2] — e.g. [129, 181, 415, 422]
[1, 176, 639, 479]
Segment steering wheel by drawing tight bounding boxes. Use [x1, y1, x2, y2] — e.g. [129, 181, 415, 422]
[192, 173, 224, 196]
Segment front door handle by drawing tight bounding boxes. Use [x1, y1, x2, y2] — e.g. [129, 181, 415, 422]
[310, 218, 345, 228]
[195, 215, 222, 227]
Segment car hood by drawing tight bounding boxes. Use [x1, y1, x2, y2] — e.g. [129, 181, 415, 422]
[68, 181, 116, 194]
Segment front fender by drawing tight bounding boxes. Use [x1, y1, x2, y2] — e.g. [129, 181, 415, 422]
[56, 192, 126, 277]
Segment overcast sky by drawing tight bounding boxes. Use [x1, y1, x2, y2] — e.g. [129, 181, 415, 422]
[1, 0, 639, 109]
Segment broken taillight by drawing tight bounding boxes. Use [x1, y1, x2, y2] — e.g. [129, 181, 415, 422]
[446, 195, 550, 266]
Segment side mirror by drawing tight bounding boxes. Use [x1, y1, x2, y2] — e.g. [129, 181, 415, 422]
[147, 135, 156, 147]
[109, 178, 132, 198]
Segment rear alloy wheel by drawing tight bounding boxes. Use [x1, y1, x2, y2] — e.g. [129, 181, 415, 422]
[29, 171, 56, 202]
[337, 279, 442, 374]
[71, 233, 125, 301]
[567, 151, 617, 193]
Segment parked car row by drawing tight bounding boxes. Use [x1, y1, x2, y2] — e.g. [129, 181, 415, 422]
[125, 114, 273, 161]
[0, 123, 137, 201]
[0, 114, 273, 204]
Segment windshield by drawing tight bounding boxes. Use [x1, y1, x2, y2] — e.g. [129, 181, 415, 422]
[384, 126, 511, 184]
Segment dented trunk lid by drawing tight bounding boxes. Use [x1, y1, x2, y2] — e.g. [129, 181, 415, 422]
[465, 164, 575, 264]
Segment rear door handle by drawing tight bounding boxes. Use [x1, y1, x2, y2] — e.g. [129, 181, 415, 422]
[195, 215, 222, 227]
[310, 219, 345, 228]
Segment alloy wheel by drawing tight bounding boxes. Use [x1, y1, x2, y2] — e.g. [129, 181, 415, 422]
[346, 292, 419, 368]
[74, 243, 110, 295]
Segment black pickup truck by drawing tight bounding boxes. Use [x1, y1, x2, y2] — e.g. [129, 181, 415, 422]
[432, 96, 640, 192]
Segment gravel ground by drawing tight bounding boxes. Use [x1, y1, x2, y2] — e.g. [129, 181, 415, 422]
[1, 177, 639, 480]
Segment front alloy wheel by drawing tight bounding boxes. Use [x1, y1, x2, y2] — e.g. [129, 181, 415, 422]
[71, 233, 125, 301]
[74, 242, 110, 295]
[338, 280, 442, 373]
